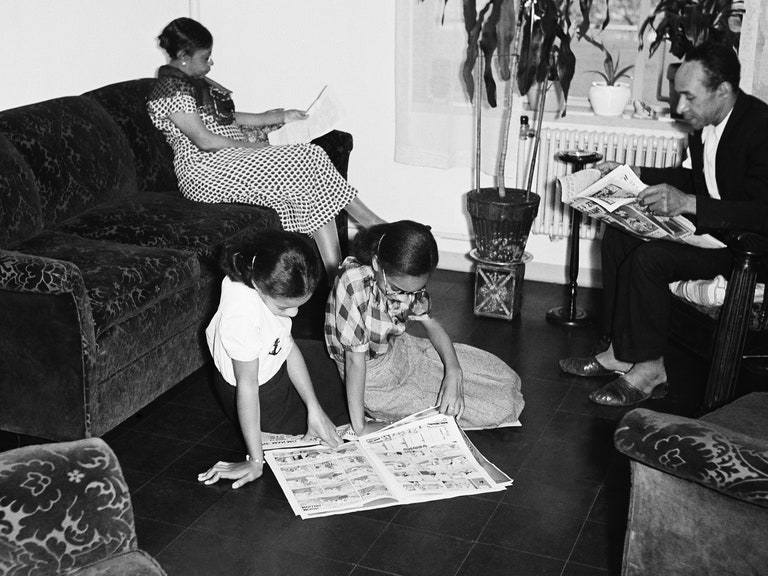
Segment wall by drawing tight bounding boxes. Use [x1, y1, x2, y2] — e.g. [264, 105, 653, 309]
[1, 1, 763, 288]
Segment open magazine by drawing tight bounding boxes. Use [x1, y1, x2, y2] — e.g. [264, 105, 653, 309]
[558, 164, 725, 249]
[263, 407, 512, 519]
[267, 85, 343, 145]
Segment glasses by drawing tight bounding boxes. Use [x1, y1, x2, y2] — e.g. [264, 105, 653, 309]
[380, 268, 432, 317]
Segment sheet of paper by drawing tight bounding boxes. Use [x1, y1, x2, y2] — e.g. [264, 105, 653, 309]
[267, 85, 344, 145]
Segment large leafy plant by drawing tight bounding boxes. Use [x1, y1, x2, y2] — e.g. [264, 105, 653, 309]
[639, 0, 744, 59]
[460, 0, 606, 108]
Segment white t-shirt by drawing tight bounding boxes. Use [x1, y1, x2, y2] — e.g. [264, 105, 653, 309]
[205, 277, 294, 386]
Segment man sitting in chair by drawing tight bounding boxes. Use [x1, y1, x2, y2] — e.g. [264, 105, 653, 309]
[560, 42, 768, 406]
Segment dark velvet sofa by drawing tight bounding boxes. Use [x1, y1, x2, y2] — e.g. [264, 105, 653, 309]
[0, 79, 352, 441]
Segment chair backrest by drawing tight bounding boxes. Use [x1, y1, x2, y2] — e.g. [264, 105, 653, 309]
[0, 438, 137, 575]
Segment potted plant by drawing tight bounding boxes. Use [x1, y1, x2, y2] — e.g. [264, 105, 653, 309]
[584, 36, 634, 116]
[639, 0, 744, 114]
[456, 0, 606, 264]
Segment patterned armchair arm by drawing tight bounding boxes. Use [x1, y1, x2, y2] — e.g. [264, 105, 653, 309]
[615, 408, 768, 509]
[0, 439, 138, 574]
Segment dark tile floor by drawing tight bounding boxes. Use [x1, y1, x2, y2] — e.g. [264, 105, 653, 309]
[1, 270, 717, 576]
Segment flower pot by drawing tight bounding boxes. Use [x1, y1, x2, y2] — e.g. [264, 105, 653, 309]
[526, 81, 565, 119]
[588, 82, 632, 117]
[466, 188, 541, 264]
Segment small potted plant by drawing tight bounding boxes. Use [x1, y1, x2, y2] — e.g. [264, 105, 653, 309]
[583, 36, 634, 116]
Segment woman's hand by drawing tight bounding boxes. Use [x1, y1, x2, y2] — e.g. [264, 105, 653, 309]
[305, 407, 343, 448]
[283, 109, 308, 123]
[197, 459, 263, 489]
[437, 368, 465, 420]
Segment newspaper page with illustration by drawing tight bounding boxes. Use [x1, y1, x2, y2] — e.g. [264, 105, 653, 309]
[558, 164, 725, 249]
[267, 85, 343, 145]
[263, 408, 512, 519]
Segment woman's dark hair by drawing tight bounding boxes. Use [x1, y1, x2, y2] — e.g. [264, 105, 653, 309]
[353, 220, 439, 276]
[158, 17, 213, 60]
[220, 230, 321, 299]
[685, 42, 740, 92]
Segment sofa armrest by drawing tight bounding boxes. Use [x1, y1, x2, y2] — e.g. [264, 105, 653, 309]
[615, 408, 768, 508]
[0, 438, 138, 574]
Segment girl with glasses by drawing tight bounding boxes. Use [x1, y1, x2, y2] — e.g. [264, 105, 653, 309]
[325, 220, 524, 436]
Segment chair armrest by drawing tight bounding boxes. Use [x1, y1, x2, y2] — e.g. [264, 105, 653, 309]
[0, 249, 85, 295]
[724, 231, 768, 259]
[0, 438, 138, 573]
[615, 408, 768, 508]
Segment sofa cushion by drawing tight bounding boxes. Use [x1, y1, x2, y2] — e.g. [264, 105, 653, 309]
[0, 96, 137, 229]
[0, 133, 42, 246]
[83, 79, 178, 193]
[58, 192, 281, 268]
[12, 231, 200, 336]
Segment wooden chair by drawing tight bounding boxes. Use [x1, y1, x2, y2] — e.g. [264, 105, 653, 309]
[669, 231, 768, 410]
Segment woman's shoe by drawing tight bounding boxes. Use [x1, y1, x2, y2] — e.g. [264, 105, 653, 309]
[559, 356, 624, 377]
[588, 376, 668, 406]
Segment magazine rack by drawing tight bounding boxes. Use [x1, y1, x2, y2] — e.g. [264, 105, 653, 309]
[546, 150, 603, 327]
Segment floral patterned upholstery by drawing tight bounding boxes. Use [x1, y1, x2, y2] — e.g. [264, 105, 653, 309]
[615, 401, 768, 508]
[9, 231, 201, 336]
[0, 133, 42, 247]
[58, 192, 280, 268]
[0, 96, 136, 230]
[83, 80, 178, 193]
[0, 438, 166, 576]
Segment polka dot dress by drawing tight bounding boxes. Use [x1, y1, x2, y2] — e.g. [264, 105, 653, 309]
[147, 75, 357, 235]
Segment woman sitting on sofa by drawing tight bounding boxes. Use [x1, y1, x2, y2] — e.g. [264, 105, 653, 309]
[147, 17, 383, 280]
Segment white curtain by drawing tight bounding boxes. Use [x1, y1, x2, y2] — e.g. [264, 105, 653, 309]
[394, 0, 513, 174]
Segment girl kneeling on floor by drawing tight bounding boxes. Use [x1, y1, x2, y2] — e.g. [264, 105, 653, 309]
[325, 220, 524, 436]
[200, 230, 343, 489]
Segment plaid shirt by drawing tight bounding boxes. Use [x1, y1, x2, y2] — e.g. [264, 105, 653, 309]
[325, 257, 407, 363]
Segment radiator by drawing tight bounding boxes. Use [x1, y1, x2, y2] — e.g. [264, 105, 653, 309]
[516, 127, 688, 240]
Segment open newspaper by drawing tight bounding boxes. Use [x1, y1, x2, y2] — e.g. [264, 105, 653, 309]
[267, 85, 343, 145]
[558, 164, 725, 249]
[263, 407, 512, 519]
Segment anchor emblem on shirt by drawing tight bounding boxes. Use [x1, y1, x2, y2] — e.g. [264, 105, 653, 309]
[269, 338, 282, 356]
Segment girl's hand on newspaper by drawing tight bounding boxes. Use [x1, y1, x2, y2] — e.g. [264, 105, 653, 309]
[638, 184, 697, 217]
[305, 408, 343, 448]
[197, 459, 263, 489]
[437, 370, 465, 420]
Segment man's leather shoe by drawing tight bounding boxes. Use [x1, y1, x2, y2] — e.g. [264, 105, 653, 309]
[588, 376, 668, 406]
[559, 356, 623, 377]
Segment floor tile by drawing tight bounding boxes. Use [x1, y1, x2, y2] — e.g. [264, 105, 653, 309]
[480, 502, 584, 560]
[133, 517, 186, 557]
[359, 524, 472, 576]
[157, 528, 265, 576]
[569, 520, 623, 573]
[132, 475, 225, 526]
[503, 467, 600, 520]
[562, 562, 611, 576]
[106, 430, 194, 474]
[390, 495, 499, 541]
[248, 547, 354, 576]
[274, 514, 386, 564]
[457, 543, 564, 576]
[126, 401, 224, 443]
[521, 436, 613, 484]
[191, 490, 295, 545]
